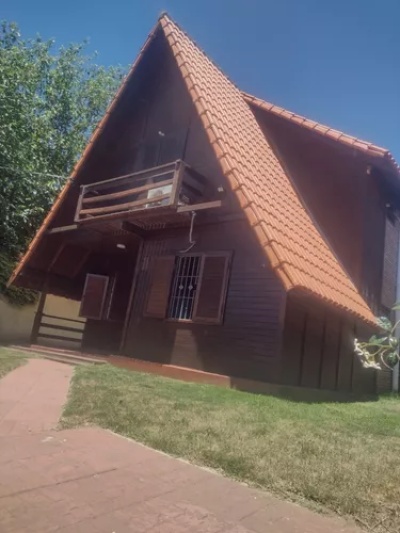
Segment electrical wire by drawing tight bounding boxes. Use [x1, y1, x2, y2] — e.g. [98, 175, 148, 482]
[0, 164, 70, 180]
[180, 211, 197, 253]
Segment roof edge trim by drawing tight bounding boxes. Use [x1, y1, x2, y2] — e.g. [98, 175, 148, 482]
[243, 92, 400, 178]
[8, 19, 163, 287]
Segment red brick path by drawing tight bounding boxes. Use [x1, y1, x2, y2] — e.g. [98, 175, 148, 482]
[0, 359, 363, 532]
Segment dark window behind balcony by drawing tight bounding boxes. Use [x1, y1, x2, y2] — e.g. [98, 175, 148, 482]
[134, 129, 188, 171]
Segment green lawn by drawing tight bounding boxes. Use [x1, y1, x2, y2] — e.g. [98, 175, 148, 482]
[0, 347, 29, 378]
[61, 363, 400, 533]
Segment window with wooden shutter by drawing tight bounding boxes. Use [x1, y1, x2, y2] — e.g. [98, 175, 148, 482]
[193, 253, 231, 324]
[168, 255, 201, 320]
[79, 274, 109, 320]
[144, 256, 175, 318]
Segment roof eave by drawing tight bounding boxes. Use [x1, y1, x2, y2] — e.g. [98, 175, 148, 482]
[243, 91, 400, 178]
[7, 19, 163, 288]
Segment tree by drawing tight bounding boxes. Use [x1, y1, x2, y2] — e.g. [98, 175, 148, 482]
[354, 304, 400, 370]
[0, 21, 124, 304]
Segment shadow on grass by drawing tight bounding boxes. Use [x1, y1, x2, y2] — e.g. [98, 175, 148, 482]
[230, 376, 379, 404]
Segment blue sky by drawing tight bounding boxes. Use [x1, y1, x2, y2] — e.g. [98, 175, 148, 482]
[3, 0, 400, 160]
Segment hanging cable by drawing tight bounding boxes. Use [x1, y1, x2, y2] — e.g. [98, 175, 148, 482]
[0, 164, 70, 180]
[180, 211, 197, 253]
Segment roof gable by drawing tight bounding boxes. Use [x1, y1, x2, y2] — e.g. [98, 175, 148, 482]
[9, 14, 376, 326]
[159, 16, 375, 325]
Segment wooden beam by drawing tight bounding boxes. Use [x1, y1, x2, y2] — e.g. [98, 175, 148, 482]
[79, 193, 171, 217]
[42, 313, 85, 324]
[120, 239, 145, 352]
[82, 178, 174, 205]
[121, 221, 147, 238]
[22, 267, 81, 298]
[74, 185, 85, 223]
[47, 224, 78, 235]
[37, 332, 82, 343]
[30, 290, 47, 345]
[47, 244, 66, 273]
[71, 248, 91, 278]
[40, 322, 85, 334]
[177, 200, 223, 213]
[170, 160, 185, 206]
[85, 161, 178, 189]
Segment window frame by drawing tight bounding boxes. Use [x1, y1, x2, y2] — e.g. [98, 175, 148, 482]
[167, 253, 203, 322]
[165, 251, 232, 325]
[79, 274, 110, 320]
[192, 251, 232, 325]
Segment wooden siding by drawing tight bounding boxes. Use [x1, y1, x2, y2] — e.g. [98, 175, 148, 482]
[123, 219, 285, 383]
[62, 29, 227, 216]
[281, 293, 377, 394]
[381, 216, 399, 310]
[24, 29, 232, 289]
[81, 249, 137, 353]
[360, 172, 386, 313]
[252, 110, 393, 313]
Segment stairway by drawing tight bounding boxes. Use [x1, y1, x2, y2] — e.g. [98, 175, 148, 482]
[9, 345, 108, 366]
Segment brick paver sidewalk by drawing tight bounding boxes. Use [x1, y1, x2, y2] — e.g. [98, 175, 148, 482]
[0, 358, 363, 532]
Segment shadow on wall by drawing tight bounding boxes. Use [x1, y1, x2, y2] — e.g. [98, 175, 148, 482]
[0, 294, 84, 349]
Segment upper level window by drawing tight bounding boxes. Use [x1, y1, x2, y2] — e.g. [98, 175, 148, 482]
[134, 129, 188, 171]
[144, 252, 231, 324]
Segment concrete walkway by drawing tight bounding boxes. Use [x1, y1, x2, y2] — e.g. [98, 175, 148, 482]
[0, 359, 363, 533]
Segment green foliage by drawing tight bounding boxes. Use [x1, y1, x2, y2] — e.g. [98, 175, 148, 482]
[61, 362, 400, 532]
[0, 21, 124, 304]
[355, 303, 400, 370]
[0, 252, 37, 306]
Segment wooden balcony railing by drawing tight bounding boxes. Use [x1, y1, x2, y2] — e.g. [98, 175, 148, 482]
[75, 160, 207, 224]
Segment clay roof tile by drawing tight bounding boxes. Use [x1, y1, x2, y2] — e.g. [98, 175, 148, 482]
[159, 14, 376, 325]
[10, 14, 382, 327]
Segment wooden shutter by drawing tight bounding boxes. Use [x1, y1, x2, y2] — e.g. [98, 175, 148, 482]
[79, 274, 109, 320]
[193, 253, 231, 324]
[144, 256, 175, 318]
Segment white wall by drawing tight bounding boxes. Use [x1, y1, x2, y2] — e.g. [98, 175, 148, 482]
[0, 294, 84, 348]
[0, 296, 37, 344]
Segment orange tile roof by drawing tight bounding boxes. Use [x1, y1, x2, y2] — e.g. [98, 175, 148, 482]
[243, 92, 400, 180]
[159, 15, 375, 325]
[9, 14, 377, 326]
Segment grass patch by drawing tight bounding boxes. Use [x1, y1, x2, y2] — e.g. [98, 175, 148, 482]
[0, 347, 30, 378]
[62, 363, 400, 532]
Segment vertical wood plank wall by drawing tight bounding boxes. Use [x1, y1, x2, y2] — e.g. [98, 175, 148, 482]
[81, 249, 138, 353]
[280, 293, 377, 394]
[123, 219, 286, 383]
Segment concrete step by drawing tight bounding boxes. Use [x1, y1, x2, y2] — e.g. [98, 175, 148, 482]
[30, 344, 109, 360]
[9, 345, 107, 365]
[40, 353, 86, 366]
[42, 352, 106, 366]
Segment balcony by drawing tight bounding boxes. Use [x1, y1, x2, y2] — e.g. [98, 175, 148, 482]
[74, 160, 217, 230]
